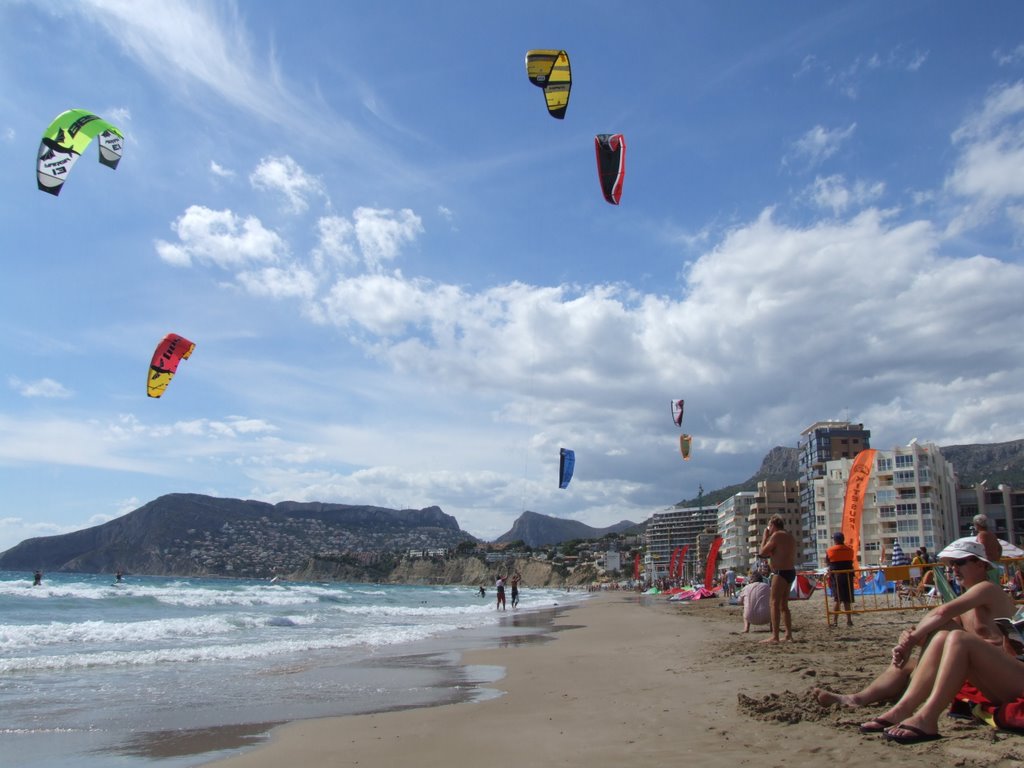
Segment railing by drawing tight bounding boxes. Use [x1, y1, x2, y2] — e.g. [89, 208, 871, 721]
[820, 560, 1024, 625]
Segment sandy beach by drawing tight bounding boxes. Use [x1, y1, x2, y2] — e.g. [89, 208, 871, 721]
[208, 591, 1024, 768]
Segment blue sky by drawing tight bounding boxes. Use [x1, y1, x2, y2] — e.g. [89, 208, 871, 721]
[2, 1, 1023, 553]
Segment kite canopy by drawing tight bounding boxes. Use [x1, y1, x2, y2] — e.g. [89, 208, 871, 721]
[525, 50, 571, 119]
[679, 434, 692, 461]
[594, 133, 626, 204]
[148, 334, 195, 398]
[37, 109, 124, 196]
[558, 448, 575, 489]
[671, 399, 685, 427]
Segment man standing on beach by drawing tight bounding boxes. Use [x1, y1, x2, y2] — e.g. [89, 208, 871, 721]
[495, 575, 506, 611]
[759, 516, 796, 643]
[825, 532, 855, 627]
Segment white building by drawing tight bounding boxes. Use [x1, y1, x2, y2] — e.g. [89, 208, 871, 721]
[810, 441, 958, 566]
[716, 492, 756, 573]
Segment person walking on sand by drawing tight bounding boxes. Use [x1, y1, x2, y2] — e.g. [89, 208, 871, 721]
[813, 539, 1016, 712]
[758, 515, 796, 643]
[495, 575, 506, 611]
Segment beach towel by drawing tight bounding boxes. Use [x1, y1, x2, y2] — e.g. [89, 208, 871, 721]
[953, 683, 1024, 733]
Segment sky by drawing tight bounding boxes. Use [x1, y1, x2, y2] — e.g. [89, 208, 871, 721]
[1, 1, 1024, 553]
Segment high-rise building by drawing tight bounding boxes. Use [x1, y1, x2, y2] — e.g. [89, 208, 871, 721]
[745, 480, 802, 567]
[798, 421, 871, 564]
[644, 504, 717, 582]
[809, 441, 957, 566]
[716, 491, 755, 572]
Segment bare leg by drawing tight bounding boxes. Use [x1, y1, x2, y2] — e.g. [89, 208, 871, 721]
[815, 657, 918, 707]
[886, 631, 1024, 740]
[762, 576, 787, 643]
[781, 595, 793, 640]
[859, 631, 950, 726]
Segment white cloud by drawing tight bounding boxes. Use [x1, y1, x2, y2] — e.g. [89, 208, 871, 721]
[210, 160, 235, 178]
[352, 207, 424, 271]
[806, 174, 885, 214]
[994, 44, 1024, 67]
[312, 215, 358, 272]
[787, 123, 857, 168]
[945, 81, 1024, 233]
[249, 155, 326, 214]
[155, 205, 287, 268]
[9, 377, 72, 399]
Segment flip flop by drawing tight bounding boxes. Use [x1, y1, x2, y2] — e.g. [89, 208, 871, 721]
[883, 723, 942, 744]
[858, 718, 895, 734]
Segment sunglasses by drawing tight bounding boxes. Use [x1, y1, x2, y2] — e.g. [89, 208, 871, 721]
[947, 557, 979, 567]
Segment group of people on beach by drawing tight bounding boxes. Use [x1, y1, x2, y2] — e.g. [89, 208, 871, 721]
[488, 572, 522, 610]
[752, 511, 1024, 743]
[801, 514, 1024, 744]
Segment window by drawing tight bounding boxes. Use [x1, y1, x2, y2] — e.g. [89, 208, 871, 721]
[895, 454, 914, 468]
[894, 470, 916, 484]
[877, 457, 893, 471]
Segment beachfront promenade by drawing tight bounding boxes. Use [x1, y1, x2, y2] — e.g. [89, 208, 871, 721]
[209, 592, 1014, 768]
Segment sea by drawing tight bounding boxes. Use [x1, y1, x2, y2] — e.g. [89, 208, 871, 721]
[0, 571, 588, 768]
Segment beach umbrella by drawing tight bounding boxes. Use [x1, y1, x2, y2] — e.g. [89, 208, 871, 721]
[890, 540, 910, 566]
[944, 536, 1024, 560]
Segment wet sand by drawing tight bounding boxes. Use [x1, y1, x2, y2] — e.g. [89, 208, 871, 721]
[205, 591, 1024, 768]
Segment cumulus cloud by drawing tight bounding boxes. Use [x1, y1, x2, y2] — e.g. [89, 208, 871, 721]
[945, 81, 1024, 233]
[249, 155, 327, 213]
[9, 377, 72, 399]
[352, 207, 423, 271]
[155, 205, 287, 268]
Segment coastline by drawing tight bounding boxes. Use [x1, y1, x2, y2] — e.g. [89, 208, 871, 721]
[206, 591, 1024, 768]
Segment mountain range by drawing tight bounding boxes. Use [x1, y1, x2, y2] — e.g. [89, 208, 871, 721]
[2, 439, 1021, 576]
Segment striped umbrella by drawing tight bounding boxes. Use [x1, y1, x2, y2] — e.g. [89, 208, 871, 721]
[891, 540, 910, 566]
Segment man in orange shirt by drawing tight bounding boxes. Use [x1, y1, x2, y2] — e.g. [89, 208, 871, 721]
[826, 532, 855, 627]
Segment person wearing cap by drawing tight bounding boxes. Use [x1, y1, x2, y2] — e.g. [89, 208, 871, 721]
[825, 532, 855, 627]
[814, 538, 1016, 714]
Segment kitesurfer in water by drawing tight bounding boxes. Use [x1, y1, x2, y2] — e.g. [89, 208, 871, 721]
[478, 585, 486, 598]
[33, 570, 42, 586]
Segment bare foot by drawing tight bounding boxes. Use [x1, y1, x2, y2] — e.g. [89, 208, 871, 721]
[760, 637, 780, 644]
[813, 688, 859, 707]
